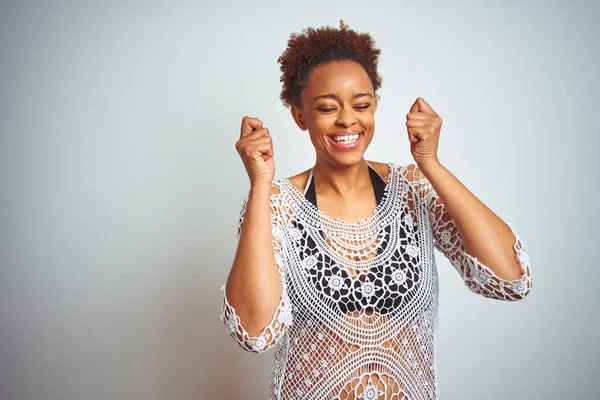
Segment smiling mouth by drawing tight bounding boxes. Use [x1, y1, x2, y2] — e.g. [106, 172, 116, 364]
[329, 133, 361, 144]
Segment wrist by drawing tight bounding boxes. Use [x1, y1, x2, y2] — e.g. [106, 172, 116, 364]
[249, 181, 273, 194]
[416, 157, 442, 174]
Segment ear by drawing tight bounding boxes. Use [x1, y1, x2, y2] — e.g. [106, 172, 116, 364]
[291, 105, 308, 131]
[373, 98, 378, 114]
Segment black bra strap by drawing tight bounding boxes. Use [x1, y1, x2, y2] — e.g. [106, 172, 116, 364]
[304, 169, 317, 207]
[304, 163, 386, 207]
[369, 164, 386, 204]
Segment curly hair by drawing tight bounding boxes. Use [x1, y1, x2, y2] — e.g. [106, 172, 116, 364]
[277, 20, 383, 108]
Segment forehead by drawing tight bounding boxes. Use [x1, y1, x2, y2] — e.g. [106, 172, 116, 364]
[304, 61, 373, 98]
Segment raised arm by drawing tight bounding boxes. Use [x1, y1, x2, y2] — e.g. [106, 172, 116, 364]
[219, 116, 293, 353]
[403, 98, 531, 300]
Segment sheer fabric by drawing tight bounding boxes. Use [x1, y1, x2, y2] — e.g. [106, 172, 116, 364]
[220, 163, 533, 399]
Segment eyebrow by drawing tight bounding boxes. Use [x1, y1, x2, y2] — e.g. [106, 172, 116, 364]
[313, 92, 373, 101]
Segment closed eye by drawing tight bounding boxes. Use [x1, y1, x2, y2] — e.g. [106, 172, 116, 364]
[316, 104, 371, 113]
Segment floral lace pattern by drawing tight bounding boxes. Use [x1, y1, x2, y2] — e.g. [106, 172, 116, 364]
[220, 163, 533, 399]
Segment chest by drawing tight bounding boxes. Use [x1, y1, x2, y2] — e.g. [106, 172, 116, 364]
[280, 207, 436, 318]
[313, 189, 379, 226]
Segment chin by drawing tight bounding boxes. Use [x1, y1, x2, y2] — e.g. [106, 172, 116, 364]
[329, 151, 366, 168]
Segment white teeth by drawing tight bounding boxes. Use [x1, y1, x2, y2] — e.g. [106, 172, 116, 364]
[332, 134, 359, 143]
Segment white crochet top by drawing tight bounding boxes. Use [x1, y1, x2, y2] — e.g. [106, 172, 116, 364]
[220, 162, 532, 400]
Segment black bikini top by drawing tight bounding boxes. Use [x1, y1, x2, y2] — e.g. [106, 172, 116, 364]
[301, 162, 405, 315]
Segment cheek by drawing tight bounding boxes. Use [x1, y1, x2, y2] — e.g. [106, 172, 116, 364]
[308, 114, 335, 132]
[359, 114, 375, 130]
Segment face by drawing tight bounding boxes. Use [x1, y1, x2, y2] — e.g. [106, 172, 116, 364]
[291, 61, 377, 168]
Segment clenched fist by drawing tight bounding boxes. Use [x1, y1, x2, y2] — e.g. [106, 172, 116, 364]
[235, 116, 275, 187]
[405, 97, 442, 166]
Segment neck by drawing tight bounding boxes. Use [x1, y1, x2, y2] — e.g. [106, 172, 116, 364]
[312, 158, 371, 197]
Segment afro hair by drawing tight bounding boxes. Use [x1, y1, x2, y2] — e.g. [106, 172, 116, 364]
[277, 20, 383, 108]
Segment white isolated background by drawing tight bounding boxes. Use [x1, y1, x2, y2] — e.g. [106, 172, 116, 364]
[1, 1, 598, 399]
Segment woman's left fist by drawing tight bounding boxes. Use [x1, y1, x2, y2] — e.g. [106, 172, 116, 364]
[405, 97, 442, 166]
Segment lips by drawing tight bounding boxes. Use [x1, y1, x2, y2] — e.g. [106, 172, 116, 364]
[328, 132, 363, 150]
[328, 130, 362, 138]
[331, 133, 360, 143]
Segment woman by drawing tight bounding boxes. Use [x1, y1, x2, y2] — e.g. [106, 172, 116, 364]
[220, 21, 532, 400]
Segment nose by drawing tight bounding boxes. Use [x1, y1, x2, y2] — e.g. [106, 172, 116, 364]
[336, 106, 357, 127]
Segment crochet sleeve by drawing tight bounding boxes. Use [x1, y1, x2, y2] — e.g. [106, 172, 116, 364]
[219, 187, 293, 353]
[414, 165, 533, 301]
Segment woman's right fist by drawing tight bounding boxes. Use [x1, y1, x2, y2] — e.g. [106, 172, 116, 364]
[235, 116, 275, 186]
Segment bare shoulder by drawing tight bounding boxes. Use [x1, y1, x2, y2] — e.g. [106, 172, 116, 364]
[366, 160, 427, 184]
[286, 168, 312, 193]
[366, 160, 392, 182]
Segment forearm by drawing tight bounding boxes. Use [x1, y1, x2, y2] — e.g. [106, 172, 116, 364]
[225, 184, 284, 336]
[418, 159, 524, 281]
